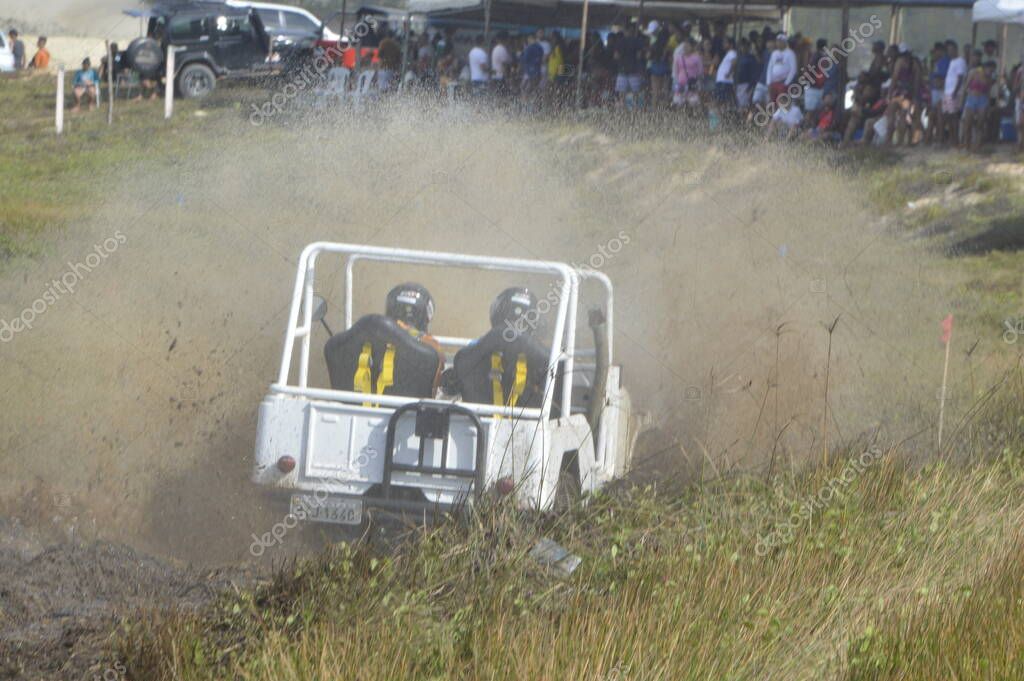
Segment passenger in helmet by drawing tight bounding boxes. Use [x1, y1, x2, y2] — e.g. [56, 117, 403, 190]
[452, 287, 551, 409]
[490, 286, 540, 341]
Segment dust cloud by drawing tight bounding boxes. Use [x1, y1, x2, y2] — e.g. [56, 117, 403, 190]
[0, 103, 960, 564]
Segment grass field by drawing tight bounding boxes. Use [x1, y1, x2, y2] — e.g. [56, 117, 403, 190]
[3, 73, 1024, 680]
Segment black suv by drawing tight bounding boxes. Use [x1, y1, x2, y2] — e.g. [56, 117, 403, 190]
[124, 1, 273, 98]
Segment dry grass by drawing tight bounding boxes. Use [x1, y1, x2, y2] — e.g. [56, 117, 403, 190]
[121, 373, 1024, 681]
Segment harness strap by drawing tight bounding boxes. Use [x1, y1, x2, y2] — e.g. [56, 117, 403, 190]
[490, 352, 504, 409]
[490, 351, 529, 415]
[354, 342, 374, 404]
[354, 342, 396, 408]
[376, 344, 396, 397]
[508, 353, 528, 409]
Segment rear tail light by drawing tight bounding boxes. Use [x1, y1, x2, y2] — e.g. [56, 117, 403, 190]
[276, 456, 296, 473]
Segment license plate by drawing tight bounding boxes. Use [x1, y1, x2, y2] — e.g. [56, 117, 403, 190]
[290, 494, 362, 525]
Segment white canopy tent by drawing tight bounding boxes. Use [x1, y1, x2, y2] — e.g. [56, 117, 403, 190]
[973, 0, 1024, 22]
[972, 0, 1024, 85]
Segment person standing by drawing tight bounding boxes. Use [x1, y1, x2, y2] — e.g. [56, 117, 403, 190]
[491, 31, 513, 96]
[927, 42, 950, 144]
[614, 22, 646, 107]
[962, 60, 996, 152]
[467, 34, 490, 94]
[713, 36, 737, 109]
[942, 41, 968, 147]
[673, 37, 703, 107]
[734, 38, 759, 109]
[8, 30, 25, 70]
[519, 33, 544, 99]
[29, 36, 49, 70]
[376, 32, 402, 92]
[765, 33, 797, 104]
[803, 39, 828, 114]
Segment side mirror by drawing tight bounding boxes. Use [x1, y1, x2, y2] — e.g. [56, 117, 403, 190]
[311, 294, 328, 323]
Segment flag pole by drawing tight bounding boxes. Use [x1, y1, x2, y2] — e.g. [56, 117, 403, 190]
[938, 314, 954, 453]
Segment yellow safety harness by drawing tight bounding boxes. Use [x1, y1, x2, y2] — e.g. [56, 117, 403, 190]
[490, 351, 528, 417]
[353, 342, 396, 407]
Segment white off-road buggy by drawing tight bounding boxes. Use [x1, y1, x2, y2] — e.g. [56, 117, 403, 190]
[253, 243, 640, 525]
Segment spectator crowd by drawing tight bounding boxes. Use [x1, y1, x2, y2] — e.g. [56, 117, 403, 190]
[8, 15, 1022, 151]
[342, 18, 1022, 152]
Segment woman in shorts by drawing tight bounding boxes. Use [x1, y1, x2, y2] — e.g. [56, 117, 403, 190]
[962, 60, 995, 152]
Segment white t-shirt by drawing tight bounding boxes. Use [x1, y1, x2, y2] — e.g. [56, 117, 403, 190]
[491, 43, 512, 79]
[468, 46, 489, 82]
[716, 49, 737, 84]
[539, 40, 551, 57]
[944, 57, 967, 96]
[767, 48, 797, 84]
[772, 104, 803, 128]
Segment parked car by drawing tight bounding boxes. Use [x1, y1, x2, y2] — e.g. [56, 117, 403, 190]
[0, 31, 15, 72]
[226, 1, 339, 51]
[122, 1, 273, 98]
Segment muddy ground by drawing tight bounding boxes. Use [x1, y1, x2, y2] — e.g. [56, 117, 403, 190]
[0, 104, 1002, 678]
[0, 515, 258, 680]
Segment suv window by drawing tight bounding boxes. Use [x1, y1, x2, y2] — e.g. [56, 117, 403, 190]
[213, 14, 252, 36]
[282, 11, 320, 33]
[168, 15, 209, 40]
[256, 9, 282, 29]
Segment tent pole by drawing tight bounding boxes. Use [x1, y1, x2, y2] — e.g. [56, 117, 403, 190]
[399, 11, 410, 92]
[999, 23, 1009, 85]
[896, 7, 903, 43]
[888, 5, 897, 44]
[737, 0, 746, 41]
[576, 0, 590, 109]
[971, 21, 978, 48]
[783, 6, 792, 34]
[483, 0, 493, 42]
[639, 0, 646, 27]
[840, 0, 850, 92]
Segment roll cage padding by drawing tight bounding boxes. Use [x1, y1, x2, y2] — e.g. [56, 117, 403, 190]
[453, 328, 551, 409]
[324, 314, 440, 398]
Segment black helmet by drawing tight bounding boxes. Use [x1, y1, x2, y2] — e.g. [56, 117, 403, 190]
[385, 283, 435, 333]
[490, 287, 537, 331]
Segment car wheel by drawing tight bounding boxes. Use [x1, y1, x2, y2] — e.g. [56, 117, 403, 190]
[176, 63, 216, 99]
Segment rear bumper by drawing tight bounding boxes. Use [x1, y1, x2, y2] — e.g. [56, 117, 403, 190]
[265, 487, 465, 523]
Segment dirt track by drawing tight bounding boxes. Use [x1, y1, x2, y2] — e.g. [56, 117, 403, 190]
[0, 106, 970, 676]
[0, 515, 255, 680]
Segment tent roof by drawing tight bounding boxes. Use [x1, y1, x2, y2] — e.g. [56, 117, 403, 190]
[781, 0, 972, 7]
[408, 0, 781, 27]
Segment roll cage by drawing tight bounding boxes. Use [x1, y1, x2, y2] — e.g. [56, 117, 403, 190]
[274, 242, 614, 425]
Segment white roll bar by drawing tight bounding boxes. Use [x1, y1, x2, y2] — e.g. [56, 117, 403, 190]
[278, 243, 617, 421]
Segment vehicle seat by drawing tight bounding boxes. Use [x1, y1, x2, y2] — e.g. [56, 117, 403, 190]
[324, 314, 440, 399]
[453, 328, 551, 410]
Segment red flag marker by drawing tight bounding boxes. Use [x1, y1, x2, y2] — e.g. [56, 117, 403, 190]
[938, 314, 953, 452]
[940, 314, 954, 345]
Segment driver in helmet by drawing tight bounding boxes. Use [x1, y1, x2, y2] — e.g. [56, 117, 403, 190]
[385, 283, 444, 391]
